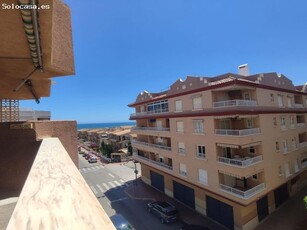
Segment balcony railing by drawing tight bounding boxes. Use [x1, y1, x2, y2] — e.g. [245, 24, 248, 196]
[299, 142, 307, 148]
[215, 128, 260, 136]
[130, 108, 169, 116]
[6, 138, 115, 229]
[134, 154, 172, 170]
[294, 104, 304, 108]
[220, 183, 265, 199]
[301, 160, 307, 169]
[132, 127, 170, 132]
[213, 100, 257, 108]
[217, 155, 263, 167]
[297, 123, 305, 127]
[132, 140, 171, 151]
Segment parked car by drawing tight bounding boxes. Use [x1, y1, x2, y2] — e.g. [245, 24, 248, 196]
[110, 214, 134, 230]
[147, 201, 178, 223]
[88, 157, 97, 163]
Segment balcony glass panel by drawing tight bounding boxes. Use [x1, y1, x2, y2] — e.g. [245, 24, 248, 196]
[215, 128, 260, 136]
[213, 100, 257, 108]
[218, 155, 263, 167]
[220, 183, 265, 199]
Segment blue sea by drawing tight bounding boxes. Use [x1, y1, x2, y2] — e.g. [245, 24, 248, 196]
[77, 122, 135, 130]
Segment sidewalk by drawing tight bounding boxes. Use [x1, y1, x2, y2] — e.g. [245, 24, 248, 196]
[255, 185, 307, 230]
[125, 179, 307, 230]
[125, 178, 227, 230]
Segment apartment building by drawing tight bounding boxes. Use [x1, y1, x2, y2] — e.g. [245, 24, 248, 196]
[128, 68, 307, 230]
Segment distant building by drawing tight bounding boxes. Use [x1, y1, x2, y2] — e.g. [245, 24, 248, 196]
[129, 66, 307, 230]
[19, 108, 51, 121]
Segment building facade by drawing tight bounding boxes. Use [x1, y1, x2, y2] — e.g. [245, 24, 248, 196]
[129, 71, 307, 230]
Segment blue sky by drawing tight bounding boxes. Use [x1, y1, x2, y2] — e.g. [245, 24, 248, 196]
[21, 0, 307, 123]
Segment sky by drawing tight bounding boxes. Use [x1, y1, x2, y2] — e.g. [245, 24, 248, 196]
[20, 0, 307, 123]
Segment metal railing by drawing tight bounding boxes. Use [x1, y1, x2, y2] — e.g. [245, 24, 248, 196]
[132, 140, 172, 151]
[213, 100, 257, 108]
[134, 154, 172, 170]
[132, 126, 170, 132]
[220, 183, 265, 199]
[215, 128, 260, 136]
[217, 155, 263, 167]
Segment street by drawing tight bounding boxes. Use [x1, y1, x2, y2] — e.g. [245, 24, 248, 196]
[78, 154, 183, 230]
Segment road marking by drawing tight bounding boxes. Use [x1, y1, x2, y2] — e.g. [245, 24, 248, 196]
[119, 179, 125, 183]
[108, 173, 115, 178]
[99, 165, 104, 169]
[90, 185, 98, 194]
[114, 180, 121, 186]
[102, 183, 110, 190]
[94, 166, 100, 169]
[97, 184, 105, 193]
[108, 181, 116, 188]
[82, 168, 88, 172]
[111, 197, 129, 203]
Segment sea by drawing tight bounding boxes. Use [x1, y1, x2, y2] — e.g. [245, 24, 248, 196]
[77, 121, 136, 130]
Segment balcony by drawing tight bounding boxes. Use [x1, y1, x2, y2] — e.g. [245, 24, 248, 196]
[218, 155, 263, 167]
[213, 100, 257, 108]
[5, 137, 115, 229]
[299, 142, 307, 148]
[132, 140, 171, 151]
[220, 183, 265, 199]
[133, 153, 172, 170]
[130, 108, 169, 117]
[301, 160, 307, 169]
[132, 126, 170, 132]
[215, 128, 260, 136]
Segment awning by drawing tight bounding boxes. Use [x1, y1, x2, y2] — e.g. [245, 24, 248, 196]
[241, 142, 262, 149]
[214, 115, 237, 119]
[217, 143, 240, 149]
[244, 170, 264, 179]
[218, 170, 242, 179]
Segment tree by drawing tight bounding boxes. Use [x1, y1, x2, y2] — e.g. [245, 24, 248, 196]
[100, 142, 113, 158]
[304, 196, 307, 209]
[127, 141, 133, 156]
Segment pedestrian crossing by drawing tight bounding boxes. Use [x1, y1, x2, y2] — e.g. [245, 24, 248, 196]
[79, 165, 104, 173]
[89, 179, 129, 195]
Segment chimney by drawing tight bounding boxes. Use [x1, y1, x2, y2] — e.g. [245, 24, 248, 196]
[238, 64, 249, 76]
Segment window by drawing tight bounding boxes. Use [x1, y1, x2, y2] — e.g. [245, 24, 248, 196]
[294, 159, 299, 173]
[243, 92, 251, 100]
[197, 145, 206, 158]
[175, 100, 182, 112]
[198, 169, 208, 185]
[252, 174, 258, 180]
[246, 118, 253, 128]
[277, 95, 283, 107]
[282, 140, 288, 154]
[178, 142, 185, 154]
[275, 141, 280, 152]
[249, 146, 256, 154]
[270, 93, 275, 103]
[290, 116, 295, 128]
[193, 96, 202, 110]
[176, 121, 184, 133]
[280, 117, 286, 130]
[278, 166, 283, 176]
[292, 137, 297, 150]
[284, 162, 291, 178]
[287, 96, 292, 108]
[147, 100, 169, 113]
[179, 163, 187, 176]
[193, 120, 204, 133]
[273, 117, 277, 126]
